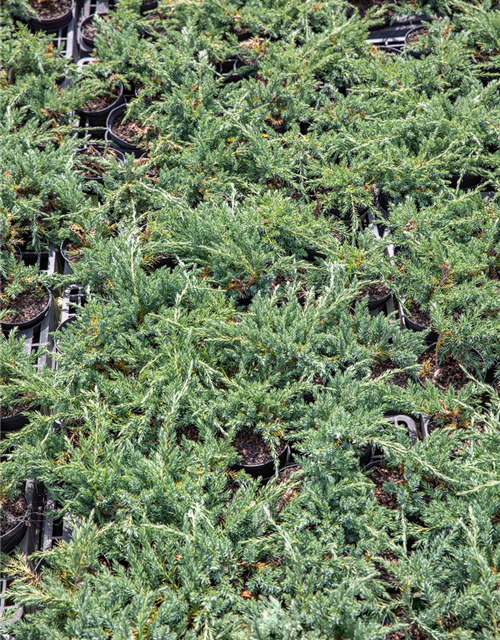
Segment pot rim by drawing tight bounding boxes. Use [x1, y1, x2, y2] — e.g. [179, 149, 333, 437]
[0, 405, 32, 423]
[76, 56, 98, 68]
[1, 285, 52, 331]
[401, 304, 431, 330]
[54, 315, 78, 353]
[237, 442, 290, 469]
[404, 25, 429, 47]
[79, 82, 124, 117]
[106, 104, 144, 152]
[0, 492, 30, 549]
[80, 12, 109, 47]
[74, 144, 126, 181]
[28, 0, 74, 30]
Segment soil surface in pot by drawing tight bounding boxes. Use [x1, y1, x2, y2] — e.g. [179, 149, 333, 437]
[406, 26, 428, 46]
[371, 360, 409, 388]
[0, 494, 27, 536]
[375, 550, 399, 592]
[370, 465, 404, 510]
[145, 11, 168, 35]
[112, 117, 146, 145]
[29, 0, 72, 19]
[0, 399, 31, 419]
[176, 424, 199, 446]
[64, 241, 83, 264]
[349, 0, 395, 18]
[82, 85, 119, 112]
[0, 285, 49, 325]
[78, 145, 122, 177]
[359, 282, 391, 301]
[418, 350, 470, 390]
[270, 271, 308, 305]
[385, 621, 426, 640]
[407, 302, 431, 327]
[82, 14, 107, 40]
[234, 427, 286, 465]
[276, 465, 302, 511]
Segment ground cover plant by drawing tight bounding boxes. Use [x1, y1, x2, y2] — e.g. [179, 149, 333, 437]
[2, 0, 500, 638]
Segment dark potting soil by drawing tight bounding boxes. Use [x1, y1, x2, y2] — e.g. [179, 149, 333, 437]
[276, 465, 302, 512]
[418, 350, 470, 390]
[82, 85, 119, 112]
[134, 156, 159, 180]
[234, 427, 286, 466]
[82, 14, 108, 40]
[349, 0, 395, 18]
[385, 621, 427, 640]
[83, 19, 96, 40]
[370, 465, 404, 510]
[277, 465, 301, 484]
[0, 285, 49, 325]
[225, 473, 242, 498]
[0, 399, 31, 419]
[406, 26, 428, 46]
[375, 550, 399, 592]
[176, 424, 199, 446]
[64, 241, 84, 264]
[408, 302, 431, 327]
[358, 282, 391, 301]
[269, 271, 307, 305]
[0, 494, 27, 536]
[266, 115, 286, 131]
[112, 118, 145, 145]
[78, 145, 122, 177]
[371, 360, 409, 389]
[145, 12, 168, 35]
[29, 0, 72, 20]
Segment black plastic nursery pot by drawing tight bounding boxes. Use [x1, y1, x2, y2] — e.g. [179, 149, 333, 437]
[76, 145, 125, 182]
[374, 205, 389, 238]
[369, 292, 392, 312]
[142, 12, 168, 37]
[450, 173, 487, 191]
[360, 414, 425, 471]
[404, 26, 429, 58]
[105, 105, 145, 157]
[351, 284, 392, 316]
[400, 305, 439, 346]
[13, 243, 23, 262]
[80, 13, 108, 50]
[377, 192, 391, 211]
[145, 254, 177, 271]
[386, 413, 420, 446]
[278, 462, 301, 476]
[54, 315, 77, 353]
[60, 238, 85, 274]
[1, 285, 52, 332]
[216, 57, 255, 83]
[272, 462, 302, 485]
[360, 443, 385, 471]
[0, 408, 30, 438]
[235, 442, 290, 478]
[79, 83, 125, 128]
[274, 463, 303, 511]
[76, 56, 97, 69]
[0, 493, 29, 554]
[28, 0, 74, 32]
[365, 284, 392, 312]
[140, 0, 158, 14]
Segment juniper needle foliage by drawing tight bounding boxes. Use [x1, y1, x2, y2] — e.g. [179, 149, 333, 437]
[2, 1, 500, 639]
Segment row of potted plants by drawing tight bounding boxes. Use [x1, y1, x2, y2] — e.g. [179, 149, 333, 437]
[2, 0, 500, 636]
